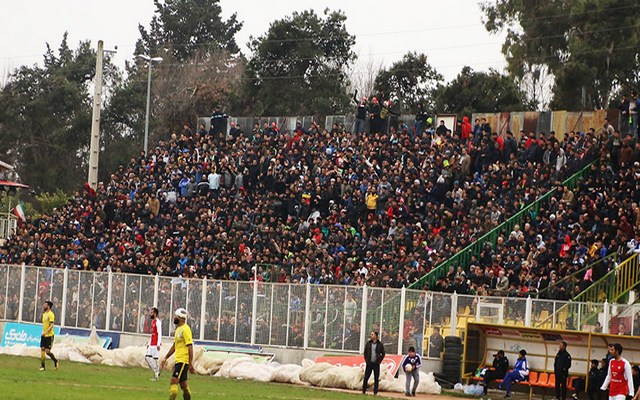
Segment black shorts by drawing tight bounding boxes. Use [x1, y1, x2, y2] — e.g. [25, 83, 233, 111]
[40, 336, 53, 349]
[172, 363, 189, 382]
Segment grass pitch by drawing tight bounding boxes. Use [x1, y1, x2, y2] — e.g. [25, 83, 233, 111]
[0, 354, 385, 400]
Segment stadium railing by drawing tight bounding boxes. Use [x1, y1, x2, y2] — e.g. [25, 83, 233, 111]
[574, 253, 639, 304]
[409, 160, 597, 291]
[534, 253, 640, 331]
[0, 262, 634, 356]
[534, 252, 617, 299]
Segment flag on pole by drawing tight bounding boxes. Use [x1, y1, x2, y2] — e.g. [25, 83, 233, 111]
[13, 201, 26, 222]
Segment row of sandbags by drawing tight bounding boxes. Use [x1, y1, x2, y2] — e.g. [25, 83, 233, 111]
[0, 339, 441, 395]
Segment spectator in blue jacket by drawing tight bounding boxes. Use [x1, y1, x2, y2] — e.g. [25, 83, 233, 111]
[499, 349, 530, 398]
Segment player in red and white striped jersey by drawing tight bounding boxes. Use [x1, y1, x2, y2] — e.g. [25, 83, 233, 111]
[601, 343, 634, 400]
[145, 307, 163, 381]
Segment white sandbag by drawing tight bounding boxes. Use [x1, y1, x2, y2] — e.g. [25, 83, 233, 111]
[394, 370, 442, 394]
[270, 364, 307, 386]
[67, 350, 91, 364]
[300, 362, 364, 389]
[216, 356, 256, 378]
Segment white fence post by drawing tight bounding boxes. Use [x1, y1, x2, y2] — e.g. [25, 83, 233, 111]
[199, 277, 207, 341]
[323, 287, 329, 349]
[359, 285, 368, 354]
[450, 292, 458, 337]
[398, 286, 406, 354]
[525, 296, 532, 327]
[18, 265, 26, 322]
[603, 300, 610, 334]
[61, 268, 69, 327]
[153, 274, 159, 307]
[303, 282, 311, 349]
[250, 278, 258, 345]
[105, 270, 113, 330]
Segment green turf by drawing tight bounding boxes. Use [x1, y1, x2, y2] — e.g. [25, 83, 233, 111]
[0, 354, 394, 399]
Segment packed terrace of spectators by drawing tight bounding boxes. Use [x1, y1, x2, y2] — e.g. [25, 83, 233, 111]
[2, 108, 638, 299]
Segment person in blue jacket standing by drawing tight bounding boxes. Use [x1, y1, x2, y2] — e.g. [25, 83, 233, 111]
[499, 349, 530, 398]
[402, 346, 422, 397]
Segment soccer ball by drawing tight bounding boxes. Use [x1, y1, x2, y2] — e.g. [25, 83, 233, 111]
[405, 364, 413, 373]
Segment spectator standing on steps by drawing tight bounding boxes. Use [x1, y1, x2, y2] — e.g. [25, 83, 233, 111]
[555, 341, 572, 400]
[362, 331, 386, 396]
[352, 91, 367, 134]
[428, 327, 444, 358]
[209, 105, 228, 144]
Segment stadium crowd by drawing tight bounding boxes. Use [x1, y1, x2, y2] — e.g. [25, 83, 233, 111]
[1, 105, 639, 302]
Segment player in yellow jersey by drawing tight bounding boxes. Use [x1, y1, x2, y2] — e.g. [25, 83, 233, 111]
[161, 308, 195, 400]
[40, 300, 59, 371]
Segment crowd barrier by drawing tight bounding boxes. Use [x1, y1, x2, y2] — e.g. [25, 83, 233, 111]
[1, 264, 637, 356]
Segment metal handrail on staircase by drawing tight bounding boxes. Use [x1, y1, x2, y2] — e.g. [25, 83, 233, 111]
[535, 253, 640, 328]
[535, 252, 617, 299]
[410, 161, 597, 290]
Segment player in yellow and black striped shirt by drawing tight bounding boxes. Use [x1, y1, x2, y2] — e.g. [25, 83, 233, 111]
[40, 300, 59, 371]
[161, 308, 195, 400]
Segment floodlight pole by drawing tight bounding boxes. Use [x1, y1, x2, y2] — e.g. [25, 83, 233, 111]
[137, 55, 163, 157]
[87, 40, 104, 190]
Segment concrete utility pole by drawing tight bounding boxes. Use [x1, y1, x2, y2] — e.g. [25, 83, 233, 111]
[87, 40, 104, 190]
[136, 54, 163, 157]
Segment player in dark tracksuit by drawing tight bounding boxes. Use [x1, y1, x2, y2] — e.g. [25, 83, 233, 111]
[555, 341, 572, 400]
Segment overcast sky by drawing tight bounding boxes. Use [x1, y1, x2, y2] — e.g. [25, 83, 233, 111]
[0, 0, 507, 83]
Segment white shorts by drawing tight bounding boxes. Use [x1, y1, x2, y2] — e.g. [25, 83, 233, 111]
[610, 395, 627, 400]
[146, 346, 160, 359]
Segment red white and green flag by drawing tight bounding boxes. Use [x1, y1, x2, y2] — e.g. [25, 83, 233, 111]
[13, 201, 26, 222]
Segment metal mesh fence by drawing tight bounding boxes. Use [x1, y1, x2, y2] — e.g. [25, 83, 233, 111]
[218, 281, 237, 342]
[65, 270, 80, 328]
[287, 284, 306, 348]
[188, 279, 203, 340]
[531, 299, 559, 329]
[365, 288, 383, 344]
[343, 286, 363, 351]
[90, 272, 108, 330]
[21, 266, 38, 323]
[110, 273, 126, 331]
[122, 274, 143, 334]
[254, 281, 273, 346]
[269, 283, 291, 347]
[404, 290, 427, 356]
[504, 298, 527, 325]
[1, 265, 634, 351]
[380, 290, 401, 355]
[203, 280, 221, 341]
[308, 285, 327, 349]
[6, 266, 20, 320]
[235, 282, 253, 344]
[157, 277, 173, 336]
[0, 264, 7, 320]
[325, 286, 346, 351]
[50, 269, 64, 318]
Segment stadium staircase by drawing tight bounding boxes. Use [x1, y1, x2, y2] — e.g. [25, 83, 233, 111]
[535, 253, 640, 330]
[409, 161, 597, 290]
[534, 252, 617, 299]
